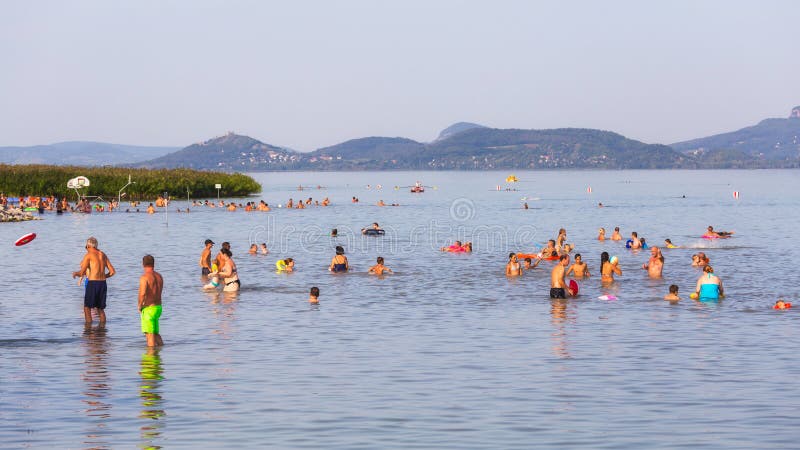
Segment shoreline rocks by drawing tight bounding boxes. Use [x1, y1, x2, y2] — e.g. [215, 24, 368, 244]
[0, 208, 41, 222]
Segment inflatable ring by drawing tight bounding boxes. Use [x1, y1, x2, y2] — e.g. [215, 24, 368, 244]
[363, 229, 385, 236]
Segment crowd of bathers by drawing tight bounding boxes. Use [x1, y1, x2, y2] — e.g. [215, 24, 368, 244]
[497, 225, 735, 303]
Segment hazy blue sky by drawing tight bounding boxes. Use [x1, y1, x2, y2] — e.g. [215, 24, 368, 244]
[1, 0, 797, 150]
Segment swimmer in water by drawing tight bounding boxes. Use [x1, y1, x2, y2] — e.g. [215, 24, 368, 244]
[309, 286, 319, 304]
[598, 228, 606, 241]
[642, 246, 663, 278]
[540, 240, 557, 257]
[694, 265, 723, 300]
[248, 244, 257, 254]
[566, 253, 590, 278]
[329, 246, 349, 272]
[506, 253, 523, 277]
[368, 256, 393, 275]
[556, 228, 567, 249]
[600, 252, 622, 283]
[441, 240, 462, 252]
[774, 299, 790, 309]
[706, 225, 734, 237]
[276, 258, 294, 272]
[664, 239, 677, 249]
[550, 255, 574, 298]
[611, 227, 622, 241]
[522, 257, 539, 270]
[260, 243, 269, 254]
[377, 200, 386, 207]
[664, 284, 680, 301]
[212, 248, 239, 292]
[629, 232, 641, 249]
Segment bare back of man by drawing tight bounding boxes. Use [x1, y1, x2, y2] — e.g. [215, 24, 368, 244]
[139, 255, 164, 347]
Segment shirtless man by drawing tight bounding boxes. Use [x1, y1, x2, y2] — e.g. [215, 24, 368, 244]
[72, 237, 116, 325]
[200, 239, 214, 276]
[566, 253, 590, 278]
[138, 255, 164, 347]
[611, 227, 622, 241]
[368, 256, 393, 275]
[550, 255, 574, 298]
[505, 253, 523, 277]
[540, 240, 557, 257]
[642, 246, 664, 278]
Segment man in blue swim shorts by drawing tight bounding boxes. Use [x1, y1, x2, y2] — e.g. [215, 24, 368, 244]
[72, 237, 116, 325]
[138, 255, 164, 347]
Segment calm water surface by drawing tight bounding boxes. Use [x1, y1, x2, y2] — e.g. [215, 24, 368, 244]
[1, 170, 799, 449]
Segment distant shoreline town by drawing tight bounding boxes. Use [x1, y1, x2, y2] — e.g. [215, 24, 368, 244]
[1, 107, 799, 171]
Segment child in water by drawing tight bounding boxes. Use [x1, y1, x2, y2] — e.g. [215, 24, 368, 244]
[774, 299, 791, 309]
[566, 253, 590, 278]
[368, 257, 393, 275]
[309, 286, 319, 304]
[664, 284, 680, 301]
[664, 239, 677, 249]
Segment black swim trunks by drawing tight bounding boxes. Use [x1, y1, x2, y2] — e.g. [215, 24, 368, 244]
[202, 267, 211, 276]
[550, 287, 566, 299]
[85, 280, 108, 309]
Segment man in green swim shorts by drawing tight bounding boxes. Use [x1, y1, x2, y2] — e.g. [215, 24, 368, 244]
[138, 254, 164, 347]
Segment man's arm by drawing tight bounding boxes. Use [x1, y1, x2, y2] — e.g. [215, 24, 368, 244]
[72, 254, 89, 278]
[138, 276, 147, 311]
[104, 255, 115, 278]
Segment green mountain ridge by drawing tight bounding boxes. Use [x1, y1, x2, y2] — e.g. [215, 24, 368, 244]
[672, 109, 800, 162]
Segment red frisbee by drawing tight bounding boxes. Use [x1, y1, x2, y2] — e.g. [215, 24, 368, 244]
[15, 232, 36, 246]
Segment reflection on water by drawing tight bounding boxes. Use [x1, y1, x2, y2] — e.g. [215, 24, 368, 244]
[550, 300, 576, 359]
[139, 348, 165, 450]
[81, 325, 111, 450]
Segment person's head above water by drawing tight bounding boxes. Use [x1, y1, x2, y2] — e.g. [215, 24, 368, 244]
[86, 237, 98, 249]
[335, 245, 345, 255]
[143, 254, 155, 267]
[703, 265, 714, 274]
[669, 284, 678, 294]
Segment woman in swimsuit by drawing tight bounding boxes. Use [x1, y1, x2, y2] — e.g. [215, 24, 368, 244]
[694, 265, 723, 301]
[214, 248, 240, 292]
[600, 251, 622, 283]
[329, 246, 349, 272]
[505, 253, 523, 277]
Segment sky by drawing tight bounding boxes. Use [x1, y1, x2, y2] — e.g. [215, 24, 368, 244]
[0, 0, 797, 151]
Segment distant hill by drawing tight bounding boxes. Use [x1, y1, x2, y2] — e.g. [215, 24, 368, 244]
[136, 132, 300, 170]
[423, 127, 689, 169]
[138, 128, 692, 171]
[306, 137, 426, 170]
[299, 127, 690, 170]
[0, 141, 177, 166]
[435, 122, 487, 141]
[672, 107, 800, 163]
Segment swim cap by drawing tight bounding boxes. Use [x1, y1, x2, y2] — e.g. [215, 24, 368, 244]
[610, 256, 618, 264]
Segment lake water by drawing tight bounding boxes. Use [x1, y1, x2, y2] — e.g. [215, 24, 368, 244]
[2, 170, 799, 449]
